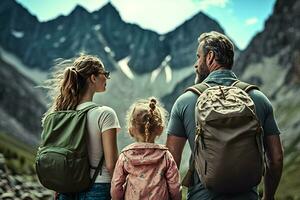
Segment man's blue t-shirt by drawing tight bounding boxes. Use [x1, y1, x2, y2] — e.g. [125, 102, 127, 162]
[166, 69, 281, 200]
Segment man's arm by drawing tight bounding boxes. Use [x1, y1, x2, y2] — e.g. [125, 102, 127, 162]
[166, 135, 187, 169]
[263, 134, 283, 200]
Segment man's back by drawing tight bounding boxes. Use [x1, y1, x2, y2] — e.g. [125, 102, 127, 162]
[167, 69, 281, 199]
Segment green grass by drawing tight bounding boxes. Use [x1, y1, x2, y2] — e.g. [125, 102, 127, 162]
[0, 132, 37, 174]
[180, 170, 189, 200]
[182, 187, 188, 200]
[273, 95, 300, 199]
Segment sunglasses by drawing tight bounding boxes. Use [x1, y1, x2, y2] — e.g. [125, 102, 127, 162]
[99, 71, 110, 79]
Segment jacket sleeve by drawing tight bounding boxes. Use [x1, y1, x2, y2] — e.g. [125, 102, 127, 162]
[165, 151, 182, 200]
[111, 153, 127, 200]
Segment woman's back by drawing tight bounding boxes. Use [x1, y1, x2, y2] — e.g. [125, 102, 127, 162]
[76, 102, 120, 183]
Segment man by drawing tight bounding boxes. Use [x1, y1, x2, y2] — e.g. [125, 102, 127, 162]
[166, 31, 283, 200]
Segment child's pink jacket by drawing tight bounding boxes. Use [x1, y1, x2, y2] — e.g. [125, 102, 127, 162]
[111, 142, 181, 200]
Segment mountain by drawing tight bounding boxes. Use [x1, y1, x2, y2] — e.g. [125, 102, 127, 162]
[0, 56, 46, 146]
[160, 13, 239, 110]
[163, 0, 299, 112]
[165, 12, 226, 69]
[162, 74, 195, 111]
[0, 0, 232, 147]
[233, 0, 300, 145]
[0, 0, 232, 74]
[234, 0, 300, 85]
[235, 0, 300, 196]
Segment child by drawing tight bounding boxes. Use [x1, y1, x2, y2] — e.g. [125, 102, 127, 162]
[111, 98, 181, 200]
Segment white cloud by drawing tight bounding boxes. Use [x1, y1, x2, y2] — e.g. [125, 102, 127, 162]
[196, 0, 229, 10]
[245, 17, 258, 26]
[108, 0, 230, 33]
[111, 0, 200, 33]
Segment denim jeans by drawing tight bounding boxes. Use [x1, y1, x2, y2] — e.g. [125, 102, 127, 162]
[58, 183, 111, 200]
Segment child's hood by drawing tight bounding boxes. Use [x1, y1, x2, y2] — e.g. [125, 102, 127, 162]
[121, 143, 168, 166]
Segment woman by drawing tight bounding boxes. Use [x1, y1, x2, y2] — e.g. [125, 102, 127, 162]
[44, 54, 120, 200]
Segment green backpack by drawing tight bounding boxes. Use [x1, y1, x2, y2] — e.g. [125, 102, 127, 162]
[35, 105, 104, 193]
[183, 80, 265, 194]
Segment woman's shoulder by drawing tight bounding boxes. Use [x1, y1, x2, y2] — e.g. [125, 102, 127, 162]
[87, 105, 119, 122]
[92, 105, 117, 114]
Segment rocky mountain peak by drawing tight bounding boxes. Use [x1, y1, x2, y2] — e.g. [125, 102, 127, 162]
[95, 2, 122, 21]
[165, 11, 227, 70]
[101, 2, 118, 12]
[0, 0, 236, 146]
[234, 0, 299, 81]
[70, 4, 89, 16]
[0, 0, 231, 75]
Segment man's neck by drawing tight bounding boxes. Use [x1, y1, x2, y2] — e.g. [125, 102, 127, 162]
[209, 65, 227, 72]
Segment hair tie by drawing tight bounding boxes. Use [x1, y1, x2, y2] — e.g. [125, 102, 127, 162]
[70, 67, 76, 72]
[149, 98, 157, 111]
[150, 98, 157, 104]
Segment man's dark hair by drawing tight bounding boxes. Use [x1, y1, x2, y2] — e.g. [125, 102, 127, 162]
[198, 31, 234, 69]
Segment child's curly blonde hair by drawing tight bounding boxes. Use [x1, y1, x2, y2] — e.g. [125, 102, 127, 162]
[126, 97, 168, 142]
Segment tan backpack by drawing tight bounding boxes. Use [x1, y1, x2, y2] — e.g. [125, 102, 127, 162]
[185, 80, 265, 194]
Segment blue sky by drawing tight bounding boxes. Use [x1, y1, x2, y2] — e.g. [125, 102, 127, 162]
[15, 0, 276, 50]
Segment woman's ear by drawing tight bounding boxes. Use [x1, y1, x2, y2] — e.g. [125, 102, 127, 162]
[89, 74, 97, 84]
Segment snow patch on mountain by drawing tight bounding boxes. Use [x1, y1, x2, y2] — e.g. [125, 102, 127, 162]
[164, 65, 172, 83]
[118, 57, 134, 80]
[11, 30, 24, 38]
[150, 67, 162, 83]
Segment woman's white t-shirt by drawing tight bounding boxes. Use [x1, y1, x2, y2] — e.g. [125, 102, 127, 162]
[76, 102, 120, 183]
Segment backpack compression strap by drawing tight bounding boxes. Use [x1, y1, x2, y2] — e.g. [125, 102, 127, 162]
[90, 154, 105, 184]
[231, 80, 259, 92]
[185, 82, 210, 96]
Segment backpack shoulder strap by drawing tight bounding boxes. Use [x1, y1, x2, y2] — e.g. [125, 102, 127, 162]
[90, 154, 105, 184]
[78, 104, 99, 114]
[185, 82, 210, 96]
[231, 80, 259, 93]
[80, 103, 102, 185]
